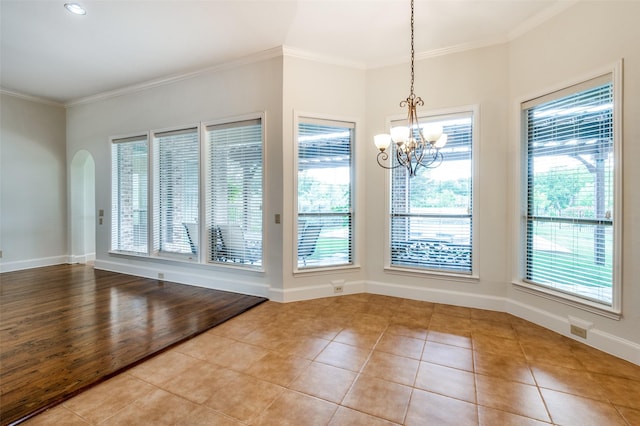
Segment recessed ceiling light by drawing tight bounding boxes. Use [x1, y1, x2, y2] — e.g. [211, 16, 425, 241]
[64, 3, 86, 15]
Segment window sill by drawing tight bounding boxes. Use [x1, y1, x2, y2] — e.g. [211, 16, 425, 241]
[293, 264, 360, 276]
[512, 280, 621, 320]
[384, 265, 479, 283]
[108, 250, 265, 273]
[156, 251, 200, 262]
[109, 250, 198, 263]
[109, 250, 152, 260]
[207, 260, 265, 273]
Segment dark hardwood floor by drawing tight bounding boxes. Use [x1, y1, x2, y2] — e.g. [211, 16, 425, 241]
[0, 264, 267, 425]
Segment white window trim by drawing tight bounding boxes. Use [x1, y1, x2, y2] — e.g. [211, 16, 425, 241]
[108, 113, 267, 273]
[292, 111, 360, 274]
[512, 60, 623, 319]
[202, 112, 266, 272]
[382, 104, 480, 280]
[150, 124, 201, 261]
[109, 131, 150, 256]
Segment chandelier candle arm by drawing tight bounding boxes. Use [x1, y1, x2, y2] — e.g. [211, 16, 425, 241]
[374, 134, 391, 151]
[373, 0, 447, 177]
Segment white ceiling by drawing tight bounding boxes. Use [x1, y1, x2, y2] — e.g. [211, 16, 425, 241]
[0, 0, 571, 105]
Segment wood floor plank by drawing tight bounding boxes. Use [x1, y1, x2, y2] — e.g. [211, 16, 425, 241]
[0, 264, 266, 425]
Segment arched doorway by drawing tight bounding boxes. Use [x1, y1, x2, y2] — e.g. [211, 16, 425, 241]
[70, 150, 96, 264]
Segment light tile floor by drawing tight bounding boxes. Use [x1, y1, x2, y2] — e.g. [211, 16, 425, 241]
[26, 294, 640, 425]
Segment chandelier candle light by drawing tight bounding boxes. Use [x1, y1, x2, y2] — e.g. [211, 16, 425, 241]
[374, 0, 448, 177]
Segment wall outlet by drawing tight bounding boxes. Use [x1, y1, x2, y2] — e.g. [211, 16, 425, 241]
[570, 325, 587, 339]
[333, 285, 344, 293]
[158, 272, 165, 280]
[568, 315, 592, 340]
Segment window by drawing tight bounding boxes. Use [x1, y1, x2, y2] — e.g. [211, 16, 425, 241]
[152, 127, 199, 257]
[389, 111, 475, 274]
[205, 117, 263, 267]
[522, 73, 619, 308]
[296, 117, 354, 269]
[111, 135, 148, 254]
[110, 117, 265, 269]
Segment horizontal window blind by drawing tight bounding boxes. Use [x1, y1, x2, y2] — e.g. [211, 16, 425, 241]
[111, 136, 148, 254]
[153, 127, 199, 256]
[206, 118, 263, 267]
[297, 119, 354, 269]
[390, 113, 473, 273]
[524, 79, 614, 304]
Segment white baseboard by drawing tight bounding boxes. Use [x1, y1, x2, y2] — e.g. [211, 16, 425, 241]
[507, 299, 640, 366]
[5, 257, 637, 366]
[269, 280, 366, 302]
[366, 280, 507, 312]
[94, 259, 270, 299]
[366, 281, 638, 365]
[69, 253, 96, 264]
[0, 255, 70, 273]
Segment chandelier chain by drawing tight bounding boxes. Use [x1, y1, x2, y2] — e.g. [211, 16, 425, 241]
[374, 0, 446, 176]
[410, 0, 415, 99]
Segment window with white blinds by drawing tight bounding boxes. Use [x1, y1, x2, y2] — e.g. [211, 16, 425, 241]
[296, 118, 354, 269]
[389, 111, 474, 274]
[523, 75, 616, 305]
[111, 135, 148, 254]
[152, 127, 199, 257]
[205, 118, 263, 267]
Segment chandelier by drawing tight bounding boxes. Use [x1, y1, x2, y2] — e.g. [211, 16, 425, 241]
[374, 0, 448, 177]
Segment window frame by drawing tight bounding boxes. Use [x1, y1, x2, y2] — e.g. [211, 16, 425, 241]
[293, 112, 357, 273]
[382, 105, 480, 279]
[203, 113, 265, 271]
[108, 114, 266, 273]
[513, 61, 623, 318]
[151, 125, 201, 261]
[110, 133, 150, 256]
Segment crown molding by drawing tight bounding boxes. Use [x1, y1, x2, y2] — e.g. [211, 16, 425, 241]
[416, 35, 509, 61]
[367, 35, 508, 70]
[508, 0, 579, 40]
[5, 1, 580, 108]
[56, 0, 580, 109]
[65, 46, 285, 108]
[0, 89, 65, 108]
[66, 45, 370, 107]
[281, 46, 367, 70]
[369, 1, 580, 70]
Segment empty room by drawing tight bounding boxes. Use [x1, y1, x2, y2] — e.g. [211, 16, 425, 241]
[1, 1, 639, 425]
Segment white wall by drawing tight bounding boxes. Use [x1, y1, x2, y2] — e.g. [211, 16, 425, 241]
[0, 93, 67, 271]
[506, 1, 640, 363]
[365, 44, 511, 308]
[4, 1, 638, 364]
[65, 54, 285, 298]
[278, 55, 368, 301]
[364, 1, 639, 363]
[69, 149, 95, 263]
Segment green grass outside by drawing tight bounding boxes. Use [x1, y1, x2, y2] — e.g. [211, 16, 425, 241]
[530, 221, 612, 289]
[303, 222, 614, 295]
